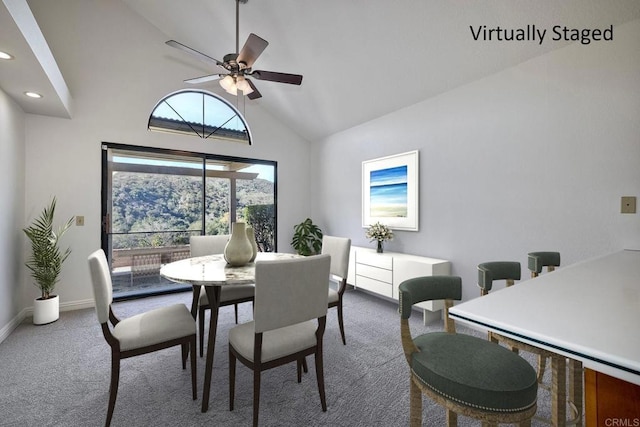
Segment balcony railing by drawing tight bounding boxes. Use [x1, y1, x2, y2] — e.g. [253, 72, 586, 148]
[111, 245, 194, 298]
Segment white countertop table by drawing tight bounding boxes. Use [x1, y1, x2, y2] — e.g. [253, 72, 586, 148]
[449, 249, 640, 386]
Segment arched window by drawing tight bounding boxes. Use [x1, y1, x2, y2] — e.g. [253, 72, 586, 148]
[148, 89, 252, 145]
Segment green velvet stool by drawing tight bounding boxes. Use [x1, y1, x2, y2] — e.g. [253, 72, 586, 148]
[478, 260, 580, 426]
[477, 261, 521, 296]
[527, 251, 561, 278]
[399, 276, 537, 426]
[477, 261, 554, 381]
[527, 251, 583, 425]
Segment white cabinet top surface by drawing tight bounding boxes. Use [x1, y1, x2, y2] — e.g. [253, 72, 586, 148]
[353, 246, 449, 264]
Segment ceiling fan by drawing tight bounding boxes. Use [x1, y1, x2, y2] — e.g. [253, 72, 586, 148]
[166, 0, 302, 100]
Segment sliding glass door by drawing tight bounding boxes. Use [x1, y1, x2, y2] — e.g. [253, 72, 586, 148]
[101, 143, 276, 299]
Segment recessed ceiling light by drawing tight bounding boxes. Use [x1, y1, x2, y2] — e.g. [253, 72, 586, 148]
[24, 91, 43, 99]
[0, 51, 14, 60]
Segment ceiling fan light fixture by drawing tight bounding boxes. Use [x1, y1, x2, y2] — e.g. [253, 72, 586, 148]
[167, 0, 301, 101]
[235, 76, 253, 95]
[220, 75, 237, 95]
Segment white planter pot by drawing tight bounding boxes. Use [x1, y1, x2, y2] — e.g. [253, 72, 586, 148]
[33, 294, 60, 325]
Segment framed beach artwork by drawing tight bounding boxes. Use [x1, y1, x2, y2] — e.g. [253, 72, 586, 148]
[362, 150, 419, 231]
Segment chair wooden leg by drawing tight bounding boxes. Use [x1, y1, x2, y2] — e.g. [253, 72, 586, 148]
[519, 420, 532, 427]
[551, 355, 567, 427]
[199, 307, 205, 358]
[181, 343, 188, 369]
[337, 299, 346, 345]
[234, 303, 239, 324]
[302, 356, 308, 373]
[253, 369, 261, 427]
[537, 354, 547, 383]
[315, 348, 327, 411]
[568, 358, 584, 426]
[106, 353, 120, 427]
[190, 337, 197, 400]
[297, 359, 302, 383]
[409, 377, 422, 427]
[229, 349, 236, 411]
[446, 409, 457, 426]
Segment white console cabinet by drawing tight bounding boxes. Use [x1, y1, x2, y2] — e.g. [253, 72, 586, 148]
[347, 246, 451, 323]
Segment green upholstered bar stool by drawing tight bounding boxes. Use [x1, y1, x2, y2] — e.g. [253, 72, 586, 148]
[478, 261, 576, 426]
[528, 251, 583, 426]
[477, 261, 555, 380]
[399, 276, 538, 426]
[525, 252, 561, 382]
[527, 251, 561, 278]
[477, 261, 521, 296]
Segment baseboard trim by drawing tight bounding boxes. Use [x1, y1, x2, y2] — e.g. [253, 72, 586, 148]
[1, 299, 96, 344]
[60, 299, 95, 312]
[0, 308, 28, 344]
[22, 298, 95, 315]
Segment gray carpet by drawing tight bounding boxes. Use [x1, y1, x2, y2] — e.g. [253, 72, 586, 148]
[1, 288, 567, 426]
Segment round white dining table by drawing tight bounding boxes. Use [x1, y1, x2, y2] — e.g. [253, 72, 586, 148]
[160, 252, 301, 412]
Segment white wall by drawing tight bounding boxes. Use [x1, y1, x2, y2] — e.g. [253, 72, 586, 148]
[22, 0, 312, 312]
[311, 20, 640, 302]
[0, 88, 26, 339]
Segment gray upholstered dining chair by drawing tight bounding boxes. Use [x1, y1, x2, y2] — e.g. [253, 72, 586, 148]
[228, 254, 331, 427]
[190, 235, 255, 357]
[399, 275, 538, 426]
[321, 235, 351, 345]
[88, 249, 196, 427]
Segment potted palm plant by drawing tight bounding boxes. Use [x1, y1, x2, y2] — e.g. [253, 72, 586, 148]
[23, 197, 73, 325]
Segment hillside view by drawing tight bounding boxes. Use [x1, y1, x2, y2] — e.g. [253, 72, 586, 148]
[111, 172, 275, 251]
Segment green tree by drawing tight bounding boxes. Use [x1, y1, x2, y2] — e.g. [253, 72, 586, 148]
[244, 204, 275, 252]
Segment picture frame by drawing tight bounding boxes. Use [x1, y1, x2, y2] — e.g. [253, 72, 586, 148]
[362, 150, 419, 231]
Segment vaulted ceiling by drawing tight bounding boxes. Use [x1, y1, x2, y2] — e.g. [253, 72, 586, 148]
[2, 0, 640, 141]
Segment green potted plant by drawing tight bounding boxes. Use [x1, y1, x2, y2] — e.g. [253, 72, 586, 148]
[291, 218, 323, 256]
[23, 197, 73, 325]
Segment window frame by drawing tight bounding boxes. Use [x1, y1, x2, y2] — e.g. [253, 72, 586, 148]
[100, 141, 277, 299]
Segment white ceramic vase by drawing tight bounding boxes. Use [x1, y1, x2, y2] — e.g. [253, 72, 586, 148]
[33, 294, 60, 325]
[224, 222, 253, 267]
[246, 226, 258, 262]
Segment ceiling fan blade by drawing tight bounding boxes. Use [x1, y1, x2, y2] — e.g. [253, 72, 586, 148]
[237, 33, 268, 68]
[251, 70, 303, 85]
[184, 74, 223, 84]
[246, 78, 262, 100]
[166, 40, 224, 68]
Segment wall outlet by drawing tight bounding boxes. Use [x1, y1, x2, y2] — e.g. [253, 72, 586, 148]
[621, 196, 637, 214]
[75, 215, 85, 226]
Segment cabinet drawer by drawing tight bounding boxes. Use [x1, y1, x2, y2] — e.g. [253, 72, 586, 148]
[356, 275, 393, 298]
[356, 263, 393, 283]
[356, 251, 393, 269]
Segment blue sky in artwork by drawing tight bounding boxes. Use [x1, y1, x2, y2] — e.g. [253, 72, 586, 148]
[370, 165, 407, 187]
[369, 165, 408, 216]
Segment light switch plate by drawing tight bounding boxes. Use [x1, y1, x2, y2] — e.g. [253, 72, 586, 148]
[621, 196, 636, 214]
